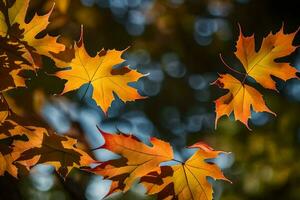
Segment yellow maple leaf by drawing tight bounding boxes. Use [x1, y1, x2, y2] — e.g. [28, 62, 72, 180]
[141, 142, 231, 200]
[235, 25, 299, 90]
[56, 27, 144, 113]
[5, 0, 65, 61]
[213, 74, 275, 129]
[0, 0, 65, 90]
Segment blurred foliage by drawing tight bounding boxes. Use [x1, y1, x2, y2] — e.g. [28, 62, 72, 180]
[1, 0, 300, 199]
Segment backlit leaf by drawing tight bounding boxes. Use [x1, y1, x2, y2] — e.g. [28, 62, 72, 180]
[235, 25, 299, 90]
[0, 0, 65, 91]
[213, 74, 275, 129]
[89, 129, 174, 195]
[55, 27, 144, 113]
[141, 142, 231, 200]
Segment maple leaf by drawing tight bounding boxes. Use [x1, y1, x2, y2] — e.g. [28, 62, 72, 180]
[55, 27, 144, 113]
[141, 142, 231, 200]
[17, 131, 95, 177]
[0, 0, 65, 90]
[88, 129, 174, 195]
[213, 74, 275, 129]
[235, 25, 299, 90]
[4, 0, 65, 61]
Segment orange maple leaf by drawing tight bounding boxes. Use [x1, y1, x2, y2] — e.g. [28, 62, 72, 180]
[89, 129, 174, 195]
[55, 27, 145, 113]
[213, 74, 275, 129]
[141, 142, 231, 200]
[214, 25, 299, 129]
[235, 25, 299, 90]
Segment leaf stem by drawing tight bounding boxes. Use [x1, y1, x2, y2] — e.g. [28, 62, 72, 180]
[241, 73, 248, 85]
[172, 159, 184, 164]
[219, 54, 245, 75]
[80, 81, 91, 102]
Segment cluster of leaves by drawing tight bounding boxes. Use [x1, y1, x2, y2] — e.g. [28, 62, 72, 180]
[88, 129, 230, 200]
[214, 25, 299, 129]
[0, 0, 96, 178]
[0, 0, 231, 199]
